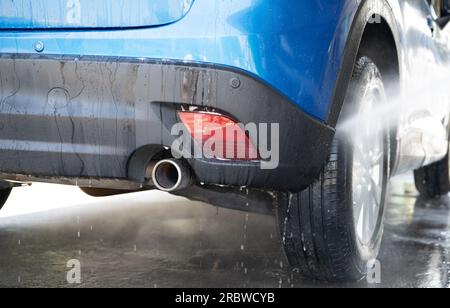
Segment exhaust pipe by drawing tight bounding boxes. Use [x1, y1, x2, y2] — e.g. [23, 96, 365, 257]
[151, 159, 192, 192]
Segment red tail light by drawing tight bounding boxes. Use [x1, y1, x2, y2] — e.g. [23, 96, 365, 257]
[178, 111, 259, 160]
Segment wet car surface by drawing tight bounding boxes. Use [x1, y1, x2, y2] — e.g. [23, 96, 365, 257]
[0, 175, 449, 288]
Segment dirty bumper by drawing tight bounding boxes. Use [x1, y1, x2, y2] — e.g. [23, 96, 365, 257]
[0, 54, 333, 191]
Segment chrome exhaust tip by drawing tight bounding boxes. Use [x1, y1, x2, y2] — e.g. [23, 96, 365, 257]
[151, 159, 192, 192]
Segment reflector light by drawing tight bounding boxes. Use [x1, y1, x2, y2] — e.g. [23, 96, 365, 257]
[178, 111, 259, 160]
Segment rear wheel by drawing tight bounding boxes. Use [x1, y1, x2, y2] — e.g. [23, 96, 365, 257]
[277, 57, 389, 281]
[414, 149, 450, 199]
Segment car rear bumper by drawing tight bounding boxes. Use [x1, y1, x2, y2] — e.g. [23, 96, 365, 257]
[0, 54, 334, 191]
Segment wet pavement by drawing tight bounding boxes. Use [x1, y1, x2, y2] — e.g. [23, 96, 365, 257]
[0, 175, 449, 288]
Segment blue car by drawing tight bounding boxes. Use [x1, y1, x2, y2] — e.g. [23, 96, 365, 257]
[0, 0, 449, 281]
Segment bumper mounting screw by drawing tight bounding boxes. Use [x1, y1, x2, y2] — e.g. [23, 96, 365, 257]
[230, 77, 241, 89]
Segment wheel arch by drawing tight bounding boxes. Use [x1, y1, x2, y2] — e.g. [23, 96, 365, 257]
[327, 0, 401, 127]
[359, 15, 400, 99]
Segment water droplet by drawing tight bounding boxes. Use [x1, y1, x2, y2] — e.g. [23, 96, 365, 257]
[34, 41, 45, 53]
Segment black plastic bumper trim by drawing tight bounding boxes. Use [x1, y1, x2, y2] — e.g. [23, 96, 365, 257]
[0, 53, 334, 191]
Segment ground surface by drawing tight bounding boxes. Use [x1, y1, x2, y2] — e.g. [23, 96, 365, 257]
[0, 176, 449, 288]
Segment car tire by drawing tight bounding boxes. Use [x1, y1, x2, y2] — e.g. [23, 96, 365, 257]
[277, 56, 390, 281]
[414, 150, 450, 199]
[0, 188, 12, 211]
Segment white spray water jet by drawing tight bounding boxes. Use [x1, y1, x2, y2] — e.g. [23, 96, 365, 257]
[337, 62, 450, 164]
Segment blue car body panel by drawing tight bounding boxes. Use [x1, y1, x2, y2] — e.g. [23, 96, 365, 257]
[0, 0, 359, 121]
